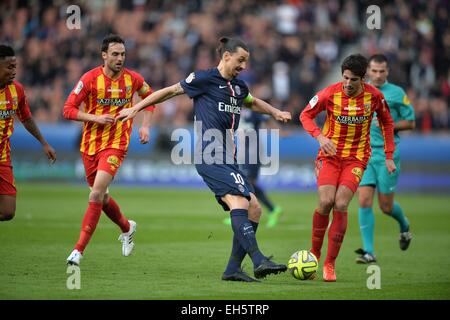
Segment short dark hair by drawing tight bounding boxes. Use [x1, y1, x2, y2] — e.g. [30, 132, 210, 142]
[341, 54, 368, 78]
[101, 34, 125, 52]
[0, 45, 15, 59]
[368, 54, 389, 66]
[216, 37, 249, 57]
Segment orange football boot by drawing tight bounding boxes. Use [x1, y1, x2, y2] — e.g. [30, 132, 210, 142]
[323, 263, 336, 282]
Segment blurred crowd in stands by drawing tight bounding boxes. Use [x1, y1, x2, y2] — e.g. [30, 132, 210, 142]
[0, 0, 449, 132]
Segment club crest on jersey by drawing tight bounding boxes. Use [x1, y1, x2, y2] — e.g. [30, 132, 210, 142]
[352, 167, 363, 182]
[139, 83, 150, 95]
[234, 85, 241, 96]
[107, 155, 120, 170]
[186, 72, 195, 84]
[364, 103, 371, 113]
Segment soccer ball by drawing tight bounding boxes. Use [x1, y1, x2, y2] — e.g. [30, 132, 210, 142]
[288, 250, 318, 280]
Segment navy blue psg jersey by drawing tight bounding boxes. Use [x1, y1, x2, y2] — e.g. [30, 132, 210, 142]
[180, 68, 253, 163]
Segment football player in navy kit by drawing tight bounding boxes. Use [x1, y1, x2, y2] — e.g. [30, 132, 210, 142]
[223, 109, 284, 228]
[117, 37, 291, 282]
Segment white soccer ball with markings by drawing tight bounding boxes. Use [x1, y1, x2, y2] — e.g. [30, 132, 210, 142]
[287, 250, 318, 280]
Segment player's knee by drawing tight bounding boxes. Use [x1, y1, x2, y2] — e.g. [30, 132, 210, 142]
[359, 196, 373, 208]
[319, 197, 335, 213]
[248, 204, 262, 221]
[334, 200, 349, 212]
[379, 202, 393, 215]
[89, 190, 104, 203]
[224, 195, 249, 210]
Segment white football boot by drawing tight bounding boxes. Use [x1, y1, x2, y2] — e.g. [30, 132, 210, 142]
[67, 249, 83, 266]
[118, 220, 137, 256]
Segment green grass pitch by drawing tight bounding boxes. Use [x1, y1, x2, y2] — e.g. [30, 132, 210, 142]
[1, 182, 449, 299]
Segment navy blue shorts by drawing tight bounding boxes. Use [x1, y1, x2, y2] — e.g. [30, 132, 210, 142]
[239, 163, 260, 181]
[195, 163, 255, 211]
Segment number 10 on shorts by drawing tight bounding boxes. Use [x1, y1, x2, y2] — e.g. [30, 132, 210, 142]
[230, 172, 245, 185]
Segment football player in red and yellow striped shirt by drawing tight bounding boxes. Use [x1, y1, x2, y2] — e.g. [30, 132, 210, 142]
[63, 35, 155, 266]
[300, 54, 395, 282]
[0, 45, 56, 222]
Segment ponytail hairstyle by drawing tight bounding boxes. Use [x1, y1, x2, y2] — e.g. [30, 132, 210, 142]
[216, 37, 249, 57]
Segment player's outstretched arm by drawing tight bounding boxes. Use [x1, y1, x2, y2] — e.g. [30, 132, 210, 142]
[117, 83, 185, 122]
[63, 78, 115, 125]
[21, 118, 57, 164]
[248, 97, 291, 123]
[139, 110, 153, 144]
[66, 109, 115, 125]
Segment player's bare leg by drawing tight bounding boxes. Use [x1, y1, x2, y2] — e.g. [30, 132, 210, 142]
[248, 177, 281, 228]
[355, 186, 377, 263]
[0, 195, 16, 221]
[358, 186, 375, 209]
[378, 192, 394, 214]
[323, 185, 353, 282]
[222, 179, 281, 227]
[89, 171, 113, 202]
[222, 194, 249, 211]
[248, 192, 262, 223]
[378, 192, 411, 250]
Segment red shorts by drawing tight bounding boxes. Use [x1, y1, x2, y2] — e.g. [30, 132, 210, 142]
[82, 149, 126, 187]
[0, 165, 16, 196]
[315, 156, 366, 193]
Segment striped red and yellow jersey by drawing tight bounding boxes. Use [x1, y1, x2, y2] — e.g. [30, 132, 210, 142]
[0, 81, 32, 165]
[300, 82, 395, 163]
[63, 66, 154, 155]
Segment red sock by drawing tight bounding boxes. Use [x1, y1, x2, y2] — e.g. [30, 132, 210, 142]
[324, 210, 348, 266]
[74, 202, 103, 253]
[103, 197, 130, 233]
[310, 209, 329, 261]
